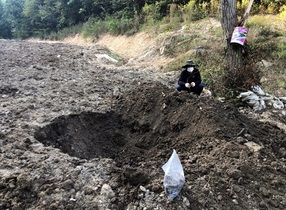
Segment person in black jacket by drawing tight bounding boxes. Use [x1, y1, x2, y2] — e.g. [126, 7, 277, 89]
[176, 60, 204, 95]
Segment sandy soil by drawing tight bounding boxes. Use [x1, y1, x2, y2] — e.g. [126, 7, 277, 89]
[0, 38, 285, 210]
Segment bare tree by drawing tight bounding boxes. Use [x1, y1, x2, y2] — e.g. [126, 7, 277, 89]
[218, 0, 259, 94]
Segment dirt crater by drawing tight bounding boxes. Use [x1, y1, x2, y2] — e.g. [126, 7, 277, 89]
[34, 112, 127, 159]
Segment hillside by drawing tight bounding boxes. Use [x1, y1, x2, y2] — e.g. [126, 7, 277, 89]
[93, 17, 286, 97]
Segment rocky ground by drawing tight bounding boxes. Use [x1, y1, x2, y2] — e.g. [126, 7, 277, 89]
[0, 39, 285, 210]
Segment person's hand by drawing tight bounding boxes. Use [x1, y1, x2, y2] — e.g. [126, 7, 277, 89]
[190, 82, 196, 87]
[185, 83, 191, 88]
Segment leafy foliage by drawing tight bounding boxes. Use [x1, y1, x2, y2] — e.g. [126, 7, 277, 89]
[0, 0, 12, 38]
[81, 18, 106, 39]
[2, 0, 26, 38]
[0, 0, 284, 39]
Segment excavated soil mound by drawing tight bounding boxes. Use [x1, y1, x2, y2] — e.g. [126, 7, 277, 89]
[34, 82, 286, 209]
[0, 39, 285, 210]
[111, 83, 286, 209]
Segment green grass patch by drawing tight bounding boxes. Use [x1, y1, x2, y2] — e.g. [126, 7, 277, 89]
[272, 41, 286, 60]
[277, 79, 286, 88]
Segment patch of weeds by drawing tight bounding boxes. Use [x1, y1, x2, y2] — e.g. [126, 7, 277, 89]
[199, 52, 225, 96]
[272, 41, 286, 60]
[108, 52, 125, 65]
[163, 53, 198, 72]
[162, 33, 200, 56]
[260, 62, 286, 96]
[159, 23, 179, 33]
[258, 26, 282, 38]
[81, 18, 106, 39]
[277, 79, 285, 88]
[212, 27, 223, 38]
[261, 76, 286, 96]
[45, 24, 83, 40]
[247, 15, 273, 28]
[251, 40, 279, 59]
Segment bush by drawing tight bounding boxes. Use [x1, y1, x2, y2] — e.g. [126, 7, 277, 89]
[46, 24, 83, 40]
[272, 42, 286, 60]
[81, 18, 106, 39]
[181, 1, 208, 23]
[221, 45, 262, 98]
[142, 3, 162, 28]
[81, 16, 138, 38]
[106, 17, 135, 35]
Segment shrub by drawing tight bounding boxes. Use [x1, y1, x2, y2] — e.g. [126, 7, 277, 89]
[216, 43, 262, 98]
[46, 24, 83, 40]
[106, 17, 135, 35]
[272, 42, 286, 60]
[81, 18, 106, 39]
[142, 3, 161, 27]
[181, 0, 209, 23]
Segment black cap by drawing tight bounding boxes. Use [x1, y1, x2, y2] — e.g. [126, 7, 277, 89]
[182, 60, 197, 68]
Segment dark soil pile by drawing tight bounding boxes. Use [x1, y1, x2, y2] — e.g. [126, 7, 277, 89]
[112, 83, 286, 209]
[0, 39, 285, 210]
[34, 83, 286, 209]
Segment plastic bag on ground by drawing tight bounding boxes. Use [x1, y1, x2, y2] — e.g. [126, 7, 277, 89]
[251, 85, 266, 96]
[253, 99, 266, 111]
[239, 91, 259, 102]
[162, 149, 185, 200]
[238, 86, 286, 111]
[272, 99, 284, 109]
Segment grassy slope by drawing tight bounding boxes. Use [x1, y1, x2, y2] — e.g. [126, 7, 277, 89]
[96, 15, 286, 97]
[161, 16, 286, 97]
[246, 15, 286, 96]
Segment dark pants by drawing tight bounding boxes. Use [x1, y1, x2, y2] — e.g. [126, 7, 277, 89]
[176, 83, 204, 95]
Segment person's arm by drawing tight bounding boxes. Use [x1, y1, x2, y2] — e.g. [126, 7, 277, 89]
[178, 71, 187, 86]
[193, 70, 202, 86]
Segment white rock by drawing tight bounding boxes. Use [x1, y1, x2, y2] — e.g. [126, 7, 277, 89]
[272, 100, 284, 109]
[140, 185, 146, 192]
[245, 141, 264, 152]
[183, 196, 190, 207]
[100, 184, 115, 198]
[232, 199, 239, 205]
[95, 54, 118, 63]
[69, 197, 76, 202]
[261, 59, 274, 68]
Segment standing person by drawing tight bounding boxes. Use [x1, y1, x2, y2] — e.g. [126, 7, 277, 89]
[176, 60, 204, 95]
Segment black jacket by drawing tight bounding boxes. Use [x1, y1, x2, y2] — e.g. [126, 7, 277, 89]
[178, 68, 202, 86]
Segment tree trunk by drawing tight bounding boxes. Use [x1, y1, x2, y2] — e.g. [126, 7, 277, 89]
[218, 0, 260, 94]
[218, 0, 260, 95]
[219, 0, 243, 71]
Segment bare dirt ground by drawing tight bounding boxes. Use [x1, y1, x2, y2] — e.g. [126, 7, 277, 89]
[0, 37, 285, 210]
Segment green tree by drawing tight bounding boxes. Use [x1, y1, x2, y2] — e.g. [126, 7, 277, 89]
[23, 0, 83, 37]
[0, 0, 12, 38]
[61, 0, 84, 26]
[145, 0, 190, 19]
[3, 0, 26, 38]
[23, 0, 44, 36]
[79, 0, 111, 19]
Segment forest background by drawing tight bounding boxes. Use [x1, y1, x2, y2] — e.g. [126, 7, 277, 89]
[0, 0, 285, 97]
